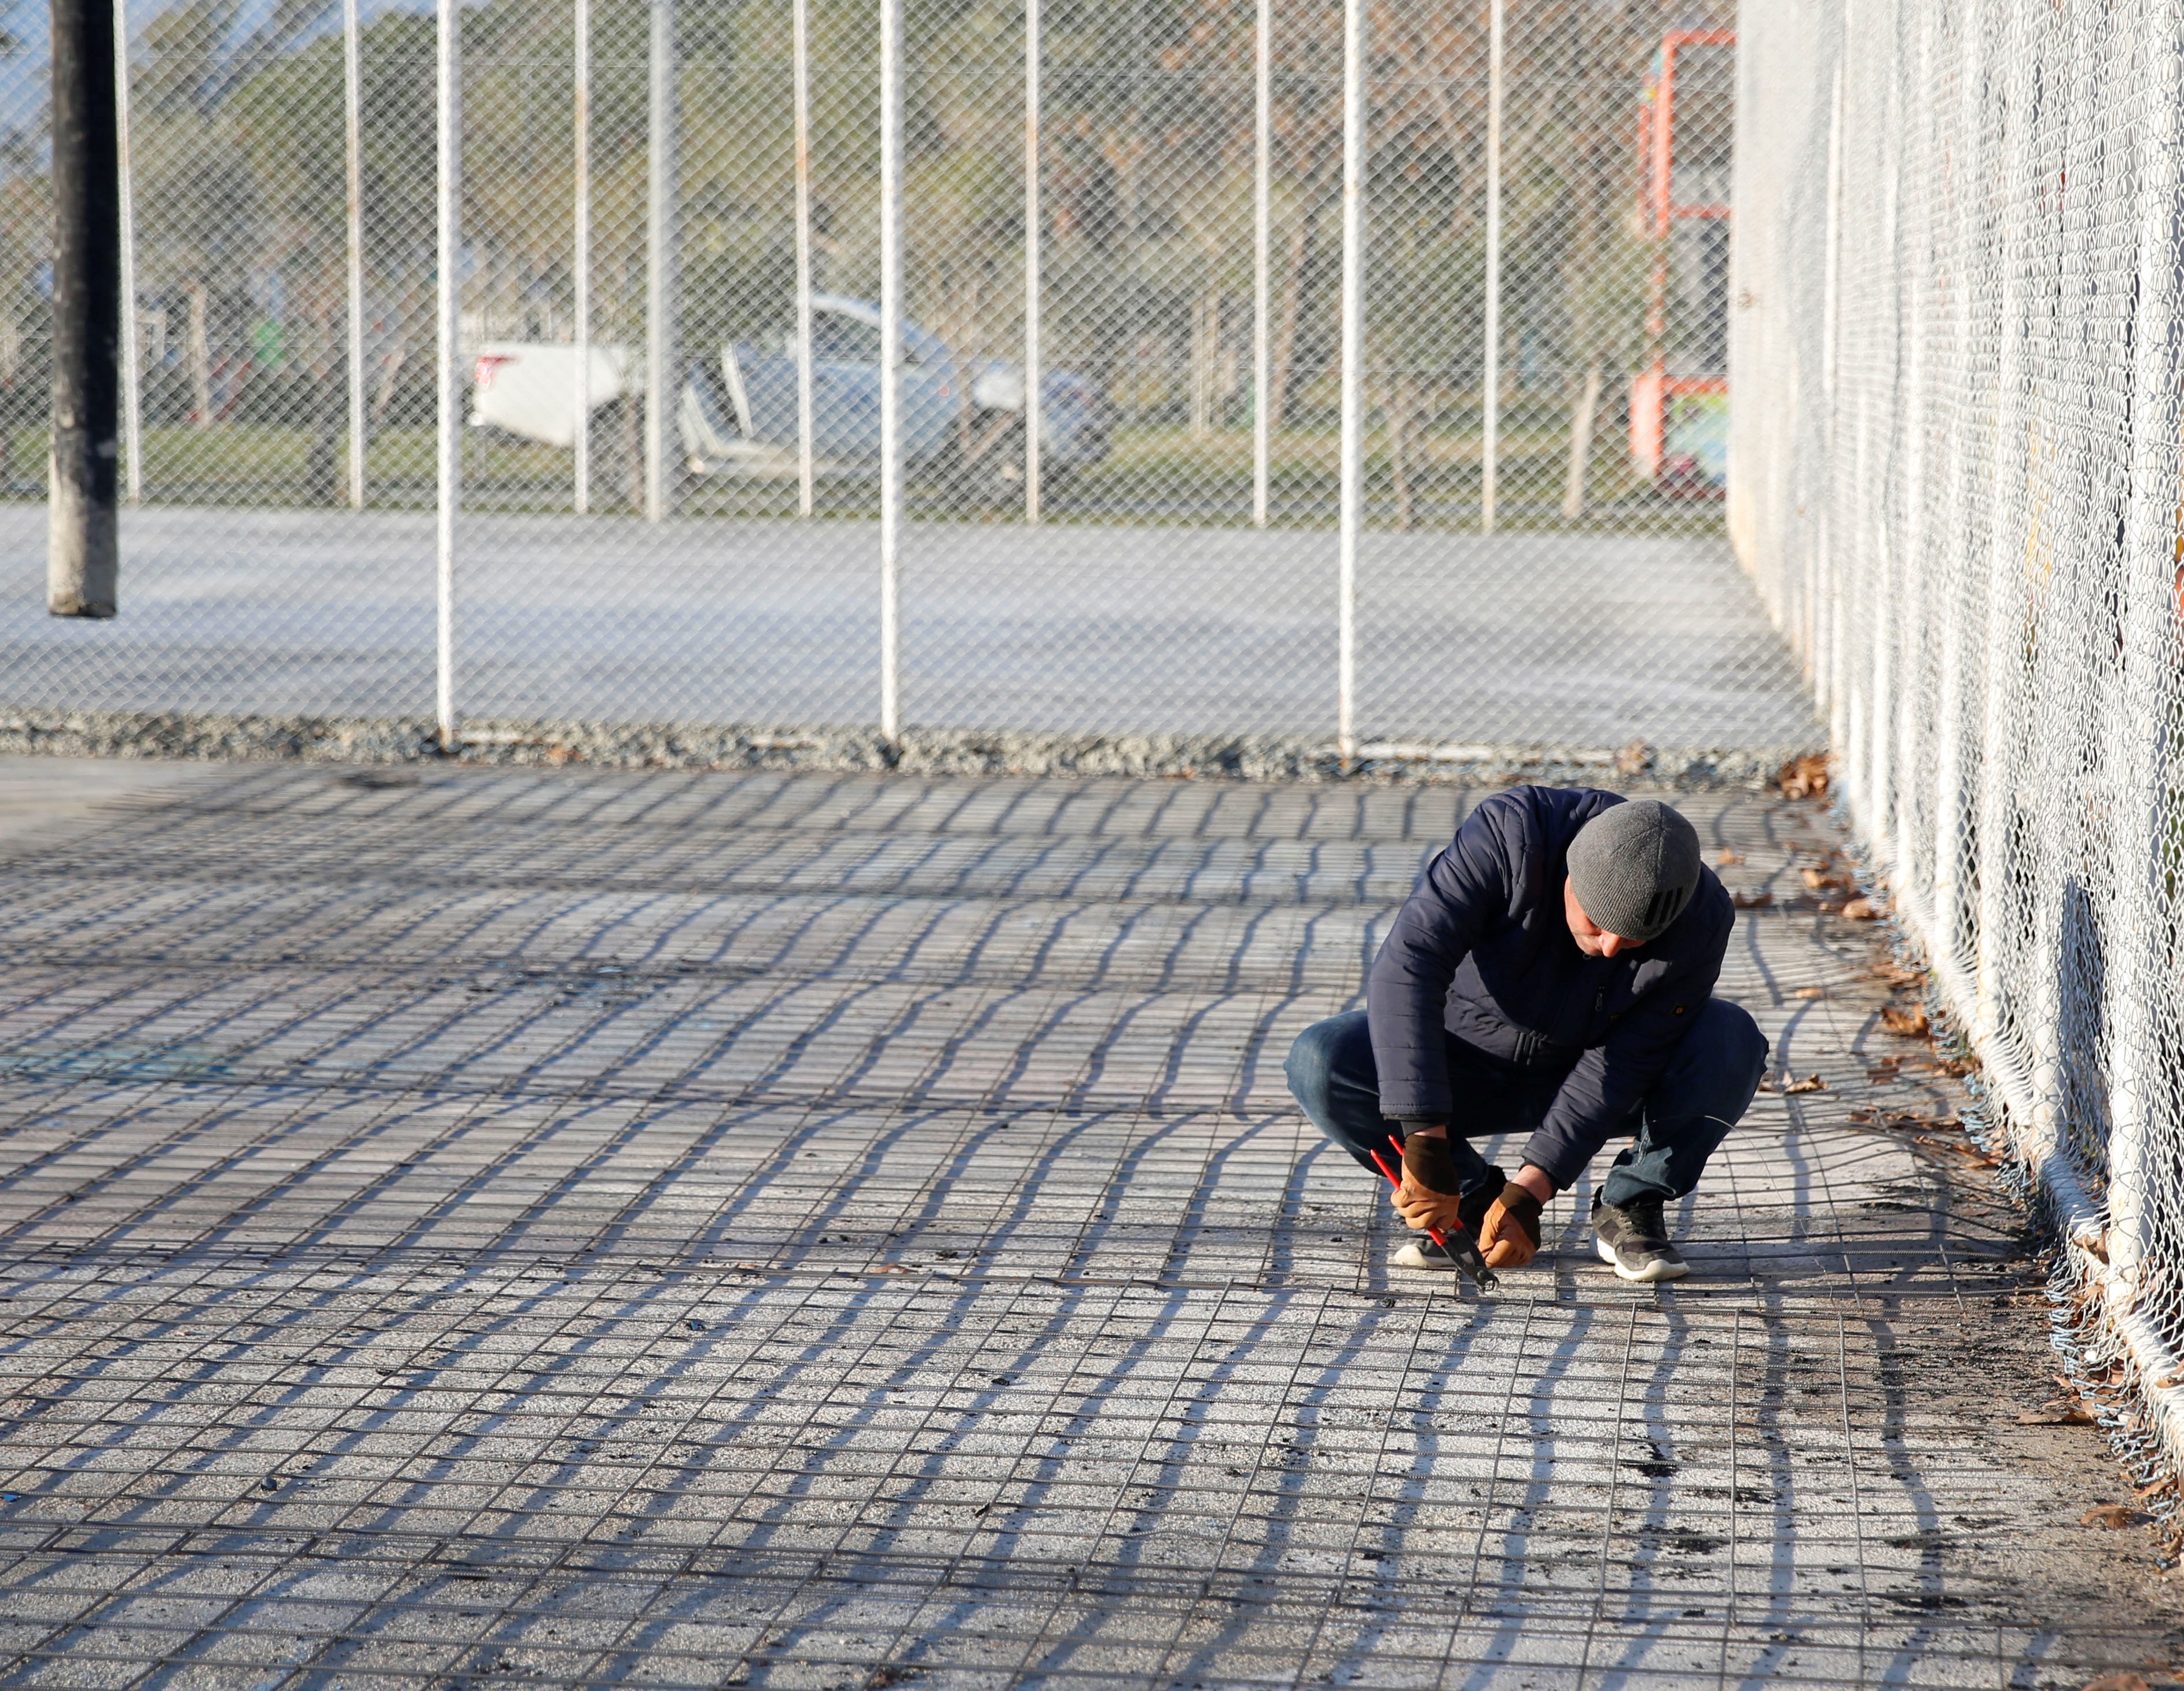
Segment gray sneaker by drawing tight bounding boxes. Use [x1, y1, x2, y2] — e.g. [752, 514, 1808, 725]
[1592, 1194, 1690, 1282]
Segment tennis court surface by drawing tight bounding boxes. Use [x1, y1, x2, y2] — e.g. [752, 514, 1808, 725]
[0, 758, 2170, 1688]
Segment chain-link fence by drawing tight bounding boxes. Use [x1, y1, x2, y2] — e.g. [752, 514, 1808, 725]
[1732, 0, 2184, 1477]
[1, 0, 1814, 755]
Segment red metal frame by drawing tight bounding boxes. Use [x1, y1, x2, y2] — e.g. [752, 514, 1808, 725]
[1630, 28, 1733, 482]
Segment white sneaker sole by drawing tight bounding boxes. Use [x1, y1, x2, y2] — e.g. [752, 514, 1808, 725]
[1596, 1233, 1691, 1282]
[1392, 1241, 1458, 1271]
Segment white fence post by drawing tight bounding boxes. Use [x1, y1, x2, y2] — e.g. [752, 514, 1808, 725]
[1971, 0, 2029, 1064]
[1023, 0, 1041, 526]
[435, 0, 460, 752]
[2097, 0, 2182, 1285]
[343, 0, 366, 509]
[879, 0, 903, 741]
[1480, 0, 1501, 534]
[113, 0, 140, 505]
[1335, 0, 1364, 762]
[1250, 0, 1271, 528]
[572, 0, 590, 513]
[644, 0, 677, 524]
[792, 0, 814, 517]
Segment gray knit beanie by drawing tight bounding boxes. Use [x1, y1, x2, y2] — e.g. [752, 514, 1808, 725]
[1566, 799, 1702, 943]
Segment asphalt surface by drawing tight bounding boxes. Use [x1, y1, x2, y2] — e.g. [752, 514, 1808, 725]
[1, 506, 1819, 748]
[0, 756, 2170, 1689]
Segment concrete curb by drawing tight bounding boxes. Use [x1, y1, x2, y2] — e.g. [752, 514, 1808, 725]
[0, 707, 1822, 789]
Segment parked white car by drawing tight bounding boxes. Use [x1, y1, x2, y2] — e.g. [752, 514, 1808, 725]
[469, 343, 629, 449]
[467, 294, 1107, 499]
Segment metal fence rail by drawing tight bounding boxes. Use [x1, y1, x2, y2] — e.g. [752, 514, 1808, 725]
[1731, 0, 2184, 1479]
[0, 0, 1815, 758]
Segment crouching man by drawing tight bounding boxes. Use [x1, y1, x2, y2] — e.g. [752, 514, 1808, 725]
[1284, 788, 1767, 1282]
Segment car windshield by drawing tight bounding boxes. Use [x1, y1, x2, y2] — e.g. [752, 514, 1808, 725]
[781, 311, 932, 366]
[812, 313, 883, 364]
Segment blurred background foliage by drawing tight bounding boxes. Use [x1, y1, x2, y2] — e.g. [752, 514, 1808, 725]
[0, 0, 1728, 514]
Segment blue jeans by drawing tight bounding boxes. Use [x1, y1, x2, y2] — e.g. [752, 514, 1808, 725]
[1282, 1002, 1767, 1209]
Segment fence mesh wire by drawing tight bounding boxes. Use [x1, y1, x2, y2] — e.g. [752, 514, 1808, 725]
[1731, 0, 2184, 1478]
[0, 0, 1816, 752]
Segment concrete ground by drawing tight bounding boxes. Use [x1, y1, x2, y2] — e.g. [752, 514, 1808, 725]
[0, 509, 1818, 748]
[0, 754, 2172, 1689]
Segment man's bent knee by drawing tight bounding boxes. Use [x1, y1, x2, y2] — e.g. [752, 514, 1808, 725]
[1682, 998, 1768, 1126]
[1283, 1014, 1353, 1117]
[1705, 998, 1768, 1090]
[1284, 1012, 1389, 1170]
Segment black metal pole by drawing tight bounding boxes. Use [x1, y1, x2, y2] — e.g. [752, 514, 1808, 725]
[47, 0, 120, 619]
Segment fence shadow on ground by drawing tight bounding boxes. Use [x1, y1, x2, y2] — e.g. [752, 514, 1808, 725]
[0, 763, 2157, 1688]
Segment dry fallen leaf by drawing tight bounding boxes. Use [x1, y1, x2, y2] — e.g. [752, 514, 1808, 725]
[1880, 1004, 1931, 1038]
[2079, 1672, 2153, 1691]
[1917, 1134, 1998, 1166]
[2082, 1503, 2152, 1530]
[1714, 848, 1742, 866]
[1732, 891, 1773, 910]
[1840, 897, 1880, 920]
[2082, 1230, 2113, 1266]
[2018, 1405, 2096, 1425]
[1782, 1074, 1828, 1094]
[2154, 1372, 2184, 1392]
[1790, 985, 1828, 1000]
[1776, 752, 1830, 800]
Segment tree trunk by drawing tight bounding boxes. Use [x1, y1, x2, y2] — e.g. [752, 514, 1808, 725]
[1563, 359, 1603, 521]
[1188, 284, 1220, 439]
[1267, 207, 1311, 432]
[371, 336, 407, 426]
[186, 281, 213, 427]
[1388, 373, 1414, 531]
[0, 295, 17, 495]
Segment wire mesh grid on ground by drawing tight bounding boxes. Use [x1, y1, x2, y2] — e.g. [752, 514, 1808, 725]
[0, 761, 2169, 1688]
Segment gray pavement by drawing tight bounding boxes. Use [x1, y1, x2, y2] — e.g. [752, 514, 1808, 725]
[1, 506, 1819, 748]
[0, 756, 2168, 1689]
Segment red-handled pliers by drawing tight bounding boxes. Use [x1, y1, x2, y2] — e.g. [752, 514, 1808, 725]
[1370, 1133, 1499, 1291]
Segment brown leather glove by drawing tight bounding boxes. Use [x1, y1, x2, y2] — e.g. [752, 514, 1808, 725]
[1393, 1132, 1471, 1236]
[1478, 1183, 1544, 1269]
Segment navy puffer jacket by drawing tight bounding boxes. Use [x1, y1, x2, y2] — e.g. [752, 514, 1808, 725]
[1364, 784, 1734, 1186]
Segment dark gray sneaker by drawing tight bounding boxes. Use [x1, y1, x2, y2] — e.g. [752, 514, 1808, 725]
[1591, 1194, 1690, 1282]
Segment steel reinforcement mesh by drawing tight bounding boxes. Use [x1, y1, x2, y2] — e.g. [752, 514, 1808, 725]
[0, 761, 2166, 1686]
[0, 0, 1818, 755]
[1730, 1, 2184, 1492]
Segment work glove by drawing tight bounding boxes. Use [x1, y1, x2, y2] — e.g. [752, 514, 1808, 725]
[1478, 1183, 1545, 1270]
[1393, 1131, 1474, 1237]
